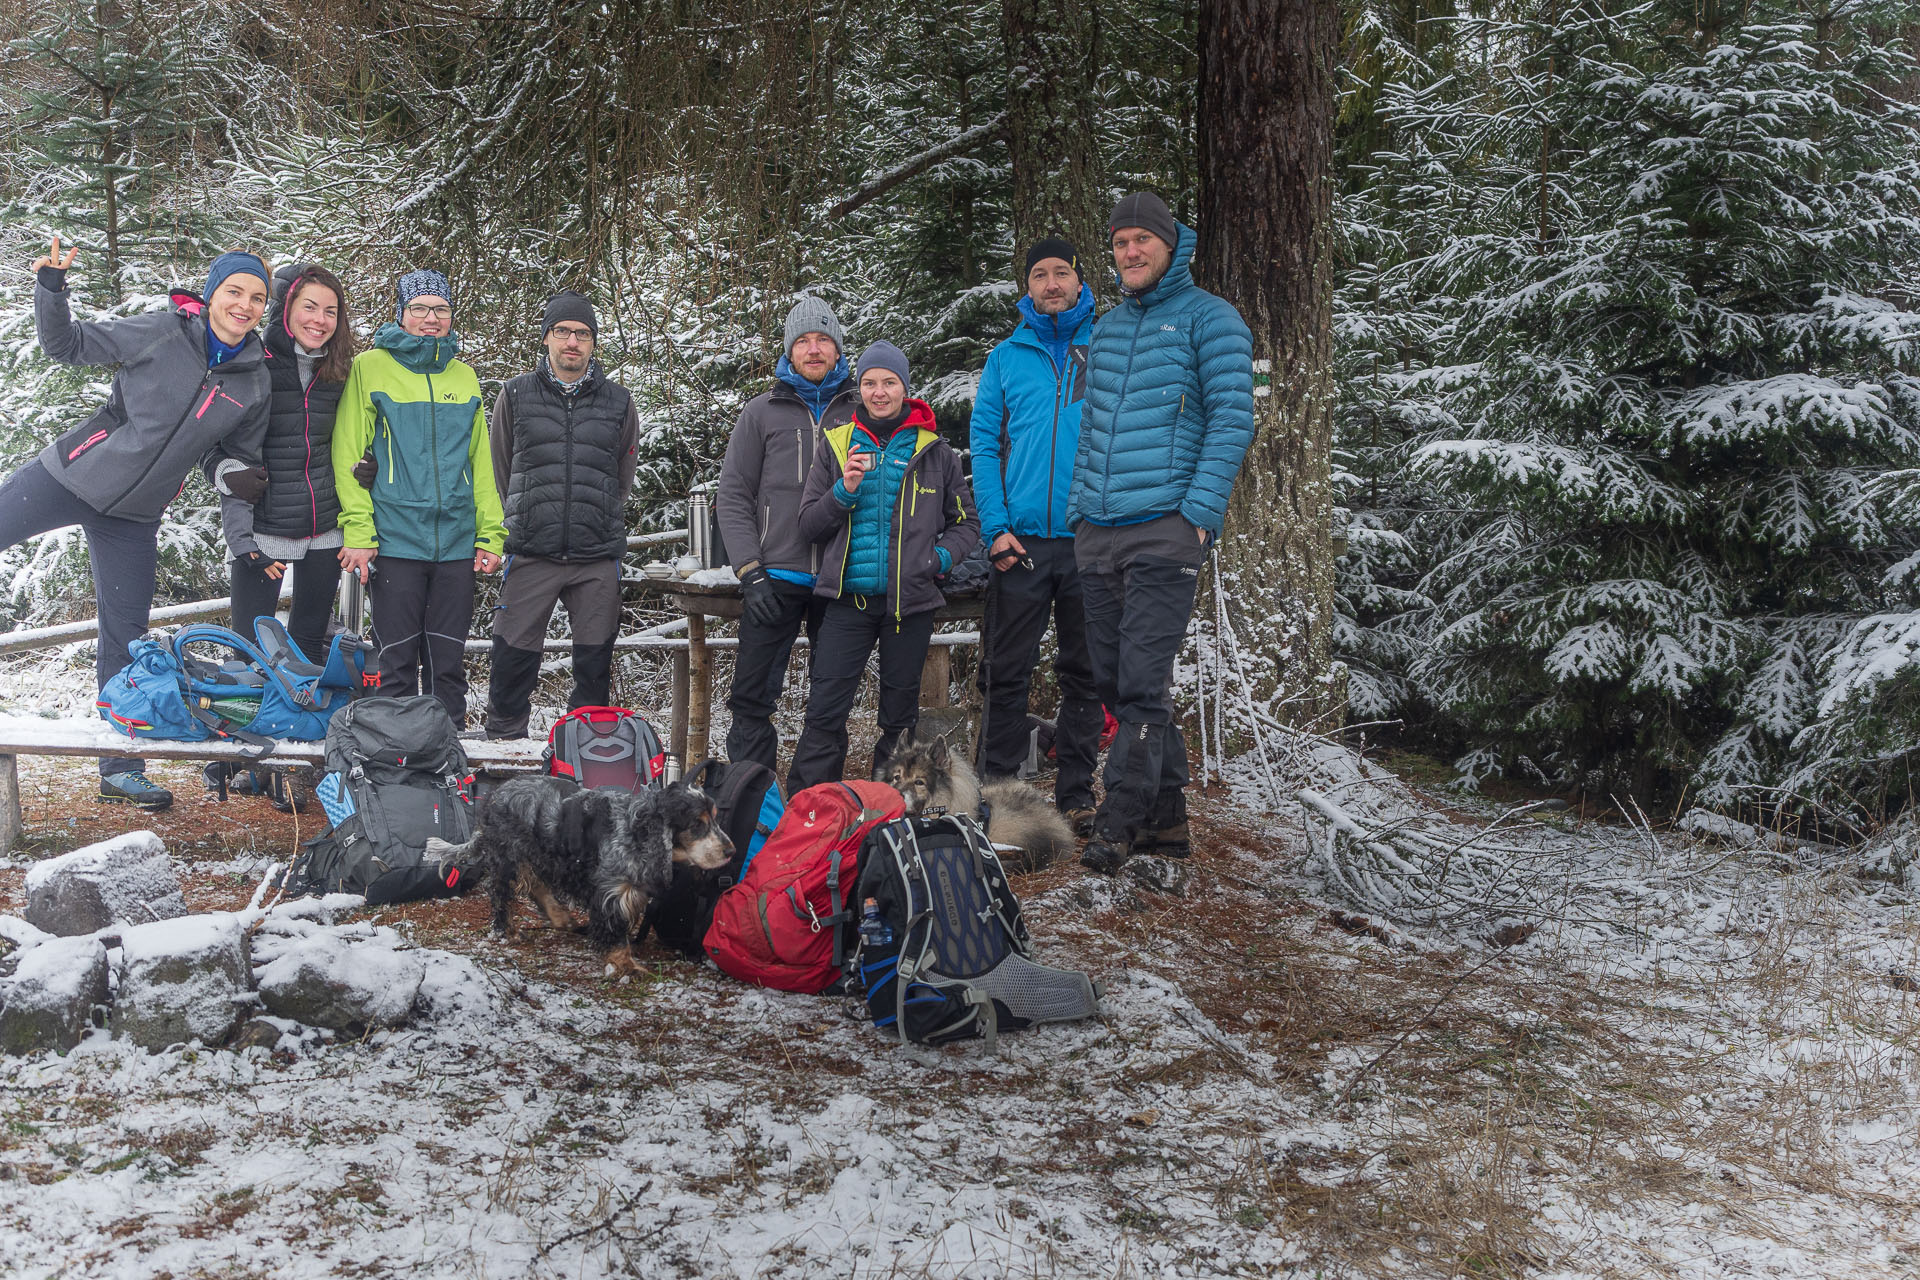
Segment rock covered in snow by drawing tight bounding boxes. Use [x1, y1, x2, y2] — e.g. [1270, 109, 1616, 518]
[0, 935, 109, 1055]
[251, 916, 424, 1034]
[1125, 855, 1191, 897]
[24, 831, 186, 937]
[111, 913, 253, 1050]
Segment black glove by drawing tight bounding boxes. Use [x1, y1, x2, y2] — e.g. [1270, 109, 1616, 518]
[225, 465, 270, 503]
[737, 564, 769, 589]
[353, 451, 377, 488]
[35, 265, 67, 292]
[742, 578, 786, 630]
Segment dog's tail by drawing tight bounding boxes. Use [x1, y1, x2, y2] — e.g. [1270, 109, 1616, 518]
[426, 836, 476, 865]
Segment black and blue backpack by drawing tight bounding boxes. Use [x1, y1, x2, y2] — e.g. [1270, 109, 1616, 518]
[285, 695, 478, 904]
[848, 813, 1102, 1048]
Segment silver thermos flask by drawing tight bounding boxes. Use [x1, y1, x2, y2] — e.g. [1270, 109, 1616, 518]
[688, 489, 713, 567]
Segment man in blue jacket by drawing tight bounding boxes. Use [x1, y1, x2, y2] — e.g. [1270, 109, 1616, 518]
[970, 237, 1103, 833]
[1069, 192, 1256, 875]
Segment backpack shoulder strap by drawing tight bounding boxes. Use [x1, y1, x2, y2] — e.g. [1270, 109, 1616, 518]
[176, 623, 312, 710]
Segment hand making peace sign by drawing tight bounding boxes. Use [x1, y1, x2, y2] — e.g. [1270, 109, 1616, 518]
[30, 235, 78, 274]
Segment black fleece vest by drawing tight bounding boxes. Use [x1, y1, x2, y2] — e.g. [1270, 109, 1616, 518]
[501, 361, 631, 560]
[256, 324, 343, 540]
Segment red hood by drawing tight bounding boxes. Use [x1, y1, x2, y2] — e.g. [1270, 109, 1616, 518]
[851, 397, 936, 440]
[170, 289, 205, 316]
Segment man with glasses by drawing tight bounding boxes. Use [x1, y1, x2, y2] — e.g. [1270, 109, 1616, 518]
[335, 268, 506, 724]
[481, 291, 640, 738]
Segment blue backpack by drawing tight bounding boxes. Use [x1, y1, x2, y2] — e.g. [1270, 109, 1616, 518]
[98, 618, 368, 746]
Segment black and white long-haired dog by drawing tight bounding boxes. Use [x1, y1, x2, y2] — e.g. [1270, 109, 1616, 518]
[426, 776, 733, 975]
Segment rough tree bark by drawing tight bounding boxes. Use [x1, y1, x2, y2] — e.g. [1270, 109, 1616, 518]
[1196, 0, 1342, 725]
[1001, 0, 1108, 288]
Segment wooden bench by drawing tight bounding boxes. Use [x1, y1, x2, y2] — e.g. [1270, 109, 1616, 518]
[0, 715, 549, 855]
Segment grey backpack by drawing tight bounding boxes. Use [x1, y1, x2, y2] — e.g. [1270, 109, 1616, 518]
[849, 813, 1102, 1048]
[285, 696, 477, 903]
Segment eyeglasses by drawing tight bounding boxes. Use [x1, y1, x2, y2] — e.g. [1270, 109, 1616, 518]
[403, 303, 452, 320]
[550, 325, 593, 342]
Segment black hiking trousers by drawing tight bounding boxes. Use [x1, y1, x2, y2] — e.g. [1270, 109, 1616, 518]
[975, 536, 1100, 810]
[230, 550, 343, 669]
[1077, 517, 1204, 847]
[369, 556, 476, 726]
[787, 597, 934, 793]
[0, 460, 159, 777]
[724, 577, 824, 772]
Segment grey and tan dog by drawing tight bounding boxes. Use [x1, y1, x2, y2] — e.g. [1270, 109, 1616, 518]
[874, 731, 1074, 871]
[428, 776, 732, 975]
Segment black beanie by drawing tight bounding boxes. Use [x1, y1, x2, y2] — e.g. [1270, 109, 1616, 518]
[1024, 237, 1081, 281]
[542, 290, 598, 339]
[1109, 191, 1179, 251]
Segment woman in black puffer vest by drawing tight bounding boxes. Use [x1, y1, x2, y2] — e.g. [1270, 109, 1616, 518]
[209, 262, 354, 664]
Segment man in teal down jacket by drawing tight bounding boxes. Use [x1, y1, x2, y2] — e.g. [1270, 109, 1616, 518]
[970, 237, 1102, 833]
[1068, 191, 1256, 875]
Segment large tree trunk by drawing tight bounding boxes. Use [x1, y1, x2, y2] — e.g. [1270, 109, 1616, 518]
[1002, 0, 1107, 287]
[1197, 0, 1341, 725]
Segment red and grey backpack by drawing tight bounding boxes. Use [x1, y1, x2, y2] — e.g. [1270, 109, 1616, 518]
[704, 780, 905, 993]
[543, 706, 666, 792]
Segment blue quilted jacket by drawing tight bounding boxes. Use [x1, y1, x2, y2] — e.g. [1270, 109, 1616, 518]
[836, 419, 921, 594]
[1066, 223, 1256, 540]
[969, 286, 1094, 541]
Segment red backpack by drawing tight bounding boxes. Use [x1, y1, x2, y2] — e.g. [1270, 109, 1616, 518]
[704, 780, 905, 993]
[544, 706, 666, 793]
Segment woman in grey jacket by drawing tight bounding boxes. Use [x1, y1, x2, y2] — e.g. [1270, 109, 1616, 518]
[0, 237, 272, 811]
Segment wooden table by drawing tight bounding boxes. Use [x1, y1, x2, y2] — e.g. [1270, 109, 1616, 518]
[623, 575, 985, 776]
[0, 715, 549, 854]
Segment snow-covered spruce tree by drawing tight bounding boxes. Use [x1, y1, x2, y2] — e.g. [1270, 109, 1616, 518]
[5, 0, 221, 301]
[1371, 0, 1920, 806]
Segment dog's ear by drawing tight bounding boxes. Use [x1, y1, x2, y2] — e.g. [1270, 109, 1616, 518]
[927, 734, 949, 768]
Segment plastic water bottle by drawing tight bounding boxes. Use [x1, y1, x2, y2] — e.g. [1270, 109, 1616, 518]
[859, 897, 893, 949]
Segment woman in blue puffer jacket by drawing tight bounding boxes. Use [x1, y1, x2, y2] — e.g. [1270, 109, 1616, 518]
[788, 341, 978, 790]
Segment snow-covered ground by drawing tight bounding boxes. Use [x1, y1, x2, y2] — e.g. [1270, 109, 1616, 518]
[1, 751, 1915, 1280]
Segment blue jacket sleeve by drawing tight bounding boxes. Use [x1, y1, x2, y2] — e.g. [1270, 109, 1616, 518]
[1178, 299, 1257, 539]
[967, 352, 1010, 542]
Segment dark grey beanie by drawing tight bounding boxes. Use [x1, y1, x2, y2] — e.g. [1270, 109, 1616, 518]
[783, 296, 845, 355]
[1109, 191, 1179, 251]
[542, 290, 598, 338]
[857, 340, 911, 393]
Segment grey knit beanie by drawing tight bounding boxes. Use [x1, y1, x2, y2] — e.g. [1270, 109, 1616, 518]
[1109, 191, 1179, 251]
[856, 340, 911, 394]
[542, 290, 598, 338]
[783, 296, 844, 357]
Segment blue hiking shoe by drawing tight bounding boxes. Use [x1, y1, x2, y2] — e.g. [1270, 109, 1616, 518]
[99, 771, 174, 811]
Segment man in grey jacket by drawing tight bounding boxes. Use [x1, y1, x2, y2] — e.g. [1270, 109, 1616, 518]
[0, 237, 271, 809]
[714, 297, 858, 772]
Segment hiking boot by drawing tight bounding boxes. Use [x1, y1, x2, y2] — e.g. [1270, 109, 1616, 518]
[99, 771, 173, 810]
[263, 768, 312, 815]
[203, 761, 234, 797]
[1079, 836, 1129, 876]
[1138, 821, 1191, 858]
[1063, 807, 1097, 838]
